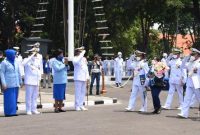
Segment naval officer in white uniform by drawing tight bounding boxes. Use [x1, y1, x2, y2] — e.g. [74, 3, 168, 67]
[162, 48, 187, 110]
[114, 52, 124, 87]
[73, 47, 89, 111]
[178, 48, 200, 118]
[126, 50, 149, 112]
[22, 47, 43, 115]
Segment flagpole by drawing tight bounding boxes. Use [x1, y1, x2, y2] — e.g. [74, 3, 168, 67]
[68, 0, 74, 60]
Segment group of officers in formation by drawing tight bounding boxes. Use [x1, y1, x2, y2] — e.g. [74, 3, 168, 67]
[112, 48, 200, 118]
[0, 43, 90, 117]
[0, 42, 200, 119]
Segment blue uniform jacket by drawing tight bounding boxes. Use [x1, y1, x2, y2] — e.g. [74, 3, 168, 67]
[43, 59, 51, 74]
[52, 59, 67, 84]
[0, 59, 22, 88]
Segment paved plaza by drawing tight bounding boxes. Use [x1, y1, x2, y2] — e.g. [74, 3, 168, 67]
[0, 81, 199, 135]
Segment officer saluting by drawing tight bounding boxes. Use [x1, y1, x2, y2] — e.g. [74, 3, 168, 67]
[178, 48, 200, 118]
[125, 50, 149, 112]
[73, 47, 89, 111]
[22, 43, 43, 115]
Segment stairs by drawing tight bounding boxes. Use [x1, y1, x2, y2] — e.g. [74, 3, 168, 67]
[92, 0, 113, 57]
[30, 0, 49, 39]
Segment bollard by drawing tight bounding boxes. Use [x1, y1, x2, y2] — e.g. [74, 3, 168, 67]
[101, 70, 107, 94]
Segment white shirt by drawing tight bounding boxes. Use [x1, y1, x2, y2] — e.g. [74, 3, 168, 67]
[23, 54, 43, 86]
[73, 51, 89, 81]
[185, 58, 200, 88]
[131, 60, 149, 86]
[168, 58, 186, 84]
[114, 57, 123, 72]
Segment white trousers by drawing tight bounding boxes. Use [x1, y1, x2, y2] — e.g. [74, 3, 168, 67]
[128, 85, 147, 111]
[25, 85, 39, 112]
[164, 83, 184, 108]
[103, 68, 108, 76]
[181, 87, 200, 118]
[74, 81, 86, 109]
[115, 70, 122, 84]
[190, 94, 197, 107]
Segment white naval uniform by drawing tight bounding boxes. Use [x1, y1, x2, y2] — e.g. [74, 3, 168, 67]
[16, 54, 24, 77]
[127, 59, 149, 112]
[22, 53, 43, 113]
[163, 58, 187, 109]
[190, 94, 197, 107]
[109, 59, 115, 76]
[126, 57, 135, 76]
[103, 59, 109, 76]
[73, 50, 89, 110]
[114, 57, 123, 84]
[179, 57, 200, 118]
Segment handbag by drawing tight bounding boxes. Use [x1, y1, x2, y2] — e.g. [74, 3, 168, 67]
[153, 76, 166, 88]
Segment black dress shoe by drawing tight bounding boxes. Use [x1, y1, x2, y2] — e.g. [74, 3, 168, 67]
[156, 108, 162, 114]
[54, 109, 60, 113]
[152, 107, 162, 114]
[59, 109, 66, 112]
[5, 114, 18, 117]
[152, 110, 157, 114]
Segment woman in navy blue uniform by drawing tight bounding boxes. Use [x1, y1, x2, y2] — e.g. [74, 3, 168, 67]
[52, 49, 68, 113]
[148, 57, 169, 114]
[0, 49, 22, 117]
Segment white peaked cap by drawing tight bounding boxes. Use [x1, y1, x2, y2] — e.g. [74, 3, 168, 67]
[118, 52, 122, 55]
[163, 53, 167, 57]
[75, 46, 85, 51]
[13, 47, 20, 50]
[27, 42, 40, 47]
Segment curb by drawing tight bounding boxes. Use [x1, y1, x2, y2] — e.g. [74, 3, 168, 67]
[0, 98, 118, 112]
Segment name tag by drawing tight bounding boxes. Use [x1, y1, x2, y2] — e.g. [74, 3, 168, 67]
[191, 75, 200, 89]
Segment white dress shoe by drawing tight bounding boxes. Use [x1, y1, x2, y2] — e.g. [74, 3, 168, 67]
[162, 106, 170, 110]
[75, 107, 81, 111]
[80, 106, 88, 111]
[177, 107, 182, 110]
[125, 107, 134, 112]
[139, 108, 147, 112]
[177, 113, 187, 119]
[27, 112, 32, 115]
[32, 111, 41, 115]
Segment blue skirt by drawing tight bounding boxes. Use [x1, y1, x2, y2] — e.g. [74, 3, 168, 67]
[4, 87, 17, 116]
[53, 84, 66, 100]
